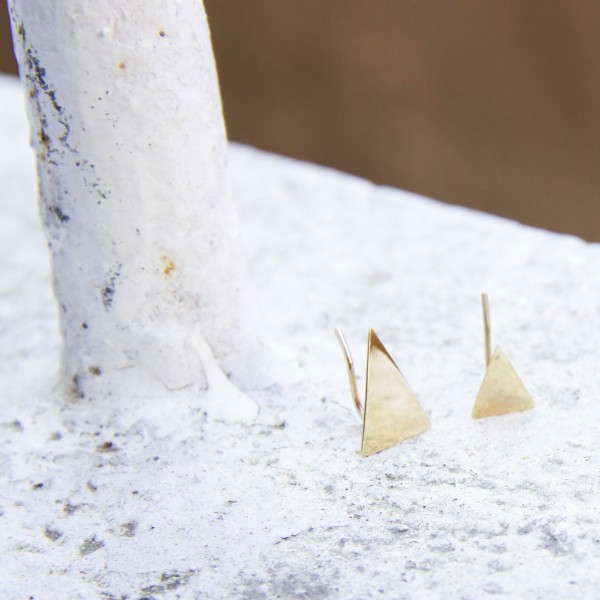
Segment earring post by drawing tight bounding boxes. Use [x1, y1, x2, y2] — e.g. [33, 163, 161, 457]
[334, 328, 363, 418]
[481, 293, 491, 367]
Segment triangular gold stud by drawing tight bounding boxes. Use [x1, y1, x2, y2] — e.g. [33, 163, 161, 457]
[362, 330, 431, 456]
[335, 328, 430, 457]
[472, 294, 534, 419]
[473, 345, 534, 418]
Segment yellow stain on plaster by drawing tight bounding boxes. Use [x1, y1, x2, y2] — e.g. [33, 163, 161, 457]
[160, 256, 175, 276]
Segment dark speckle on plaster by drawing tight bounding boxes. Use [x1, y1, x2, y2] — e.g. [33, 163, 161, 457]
[50, 205, 70, 223]
[64, 500, 81, 515]
[101, 268, 121, 310]
[3, 419, 23, 432]
[72, 374, 84, 398]
[44, 526, 63, 541]
[120, 521, 137, 538]
[80, 535, 105, 555]
[140, 571, 196, 596]
[541, 525, 572, 556]
[16, 23, 75, 166]
[275, 528, 313, 545]
[97, 441, 117, 453]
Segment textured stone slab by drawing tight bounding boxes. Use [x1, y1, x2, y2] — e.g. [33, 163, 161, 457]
[2, 74, 600, 598]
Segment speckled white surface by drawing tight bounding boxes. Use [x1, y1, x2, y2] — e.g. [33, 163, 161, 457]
[3, 73, 600, 599]
[7, 2, 263, 407]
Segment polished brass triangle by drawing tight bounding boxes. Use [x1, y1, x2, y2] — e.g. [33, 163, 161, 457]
[472, 345, 534, 419]
[361, 329, 431, 457]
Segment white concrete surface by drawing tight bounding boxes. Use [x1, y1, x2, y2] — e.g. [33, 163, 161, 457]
[2, 74, 600, 598]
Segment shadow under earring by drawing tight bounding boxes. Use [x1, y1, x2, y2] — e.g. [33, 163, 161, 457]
[335, 328, 430, 457]
[472, 294, 534, 419]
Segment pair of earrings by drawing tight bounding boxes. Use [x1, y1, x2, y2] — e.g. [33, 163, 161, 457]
[335, 294, 534, 457]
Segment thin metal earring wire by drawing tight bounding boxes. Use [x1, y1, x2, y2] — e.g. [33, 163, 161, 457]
[334, 328, 363, 418]
[482, 293, 491, 367]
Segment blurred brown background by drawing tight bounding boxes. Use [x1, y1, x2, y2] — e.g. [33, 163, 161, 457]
[2, 2, 600, 240]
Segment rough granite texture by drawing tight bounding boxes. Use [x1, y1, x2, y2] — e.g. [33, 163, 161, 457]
[2, 73, 600, 599]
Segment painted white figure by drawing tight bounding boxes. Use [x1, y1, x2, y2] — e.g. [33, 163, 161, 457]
[7, 1, 262, 418]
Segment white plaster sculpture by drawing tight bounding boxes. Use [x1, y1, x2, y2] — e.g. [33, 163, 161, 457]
[7, 1, 262, 418]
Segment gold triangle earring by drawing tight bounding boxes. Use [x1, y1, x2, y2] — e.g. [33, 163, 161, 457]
[472, 293, 534, 419]
[335, 328, 431, 457]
